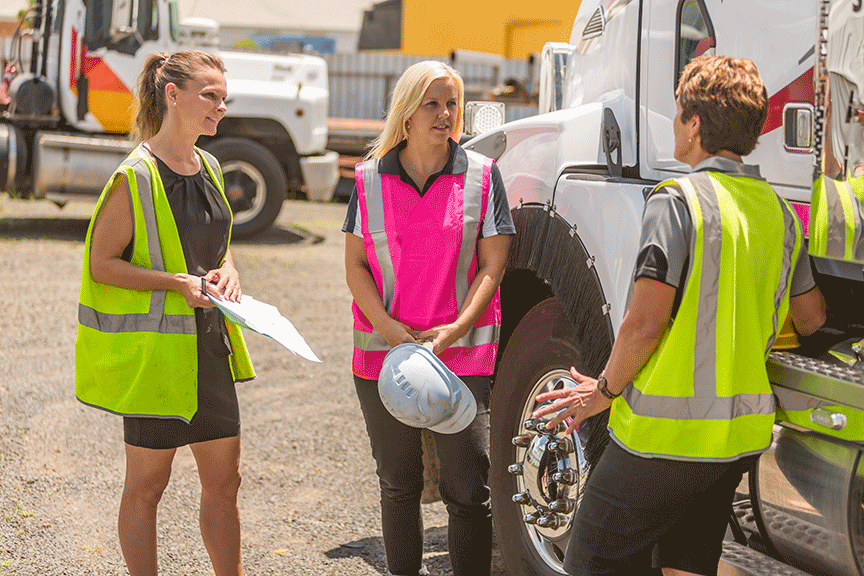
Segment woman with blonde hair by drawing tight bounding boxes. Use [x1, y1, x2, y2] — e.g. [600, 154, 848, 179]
[75, 50, 254, 576]
[343, 60, 515, 576]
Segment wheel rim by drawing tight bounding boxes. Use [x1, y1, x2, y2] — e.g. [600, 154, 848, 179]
[511, 369, 592, 574]
[221, 160, 267, 226]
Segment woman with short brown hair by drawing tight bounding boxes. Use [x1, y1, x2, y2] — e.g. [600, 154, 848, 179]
[535, 55, 825, 576]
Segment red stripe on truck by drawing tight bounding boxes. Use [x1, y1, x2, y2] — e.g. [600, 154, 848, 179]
[762, 68, 814, 135]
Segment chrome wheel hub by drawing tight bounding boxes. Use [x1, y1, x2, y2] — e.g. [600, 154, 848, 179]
[509, 371, 592, 572]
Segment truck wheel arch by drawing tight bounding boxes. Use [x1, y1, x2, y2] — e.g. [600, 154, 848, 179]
[501, 203, 615, 361]
[492, 203, 615, 575]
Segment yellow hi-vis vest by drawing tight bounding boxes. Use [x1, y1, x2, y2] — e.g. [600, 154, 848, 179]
[75, 145, 255, 422]
[809, 174, 864, 262]
[609, 171, 803, 462]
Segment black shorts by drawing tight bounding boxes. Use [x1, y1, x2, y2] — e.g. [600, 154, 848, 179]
[565, 440, 757, 576]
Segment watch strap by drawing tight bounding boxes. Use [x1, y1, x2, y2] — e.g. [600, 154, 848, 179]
[597, 376, 620, 399]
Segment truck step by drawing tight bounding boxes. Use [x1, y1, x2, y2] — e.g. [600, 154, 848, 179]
[719, 540, 811, 576]
[768, 351, 864, 409]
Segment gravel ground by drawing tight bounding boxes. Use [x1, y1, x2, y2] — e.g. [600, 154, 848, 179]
[0, 196, 506, 576]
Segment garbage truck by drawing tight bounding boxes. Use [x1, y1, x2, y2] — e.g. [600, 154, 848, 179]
[462, 0, 864, 573]
[1, 0, 338, 238]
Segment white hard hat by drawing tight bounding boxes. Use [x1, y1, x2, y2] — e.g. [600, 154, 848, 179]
[377, 343, 477, 434]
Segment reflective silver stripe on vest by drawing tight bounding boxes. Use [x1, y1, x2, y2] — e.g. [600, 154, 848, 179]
[362, 159, 396, 312]
[454, 152, 486, 303]
[825, 177, 848, 259]
[79, 148, 197, 335]
[622, 173, 777, 419]
[622, 386, 776, 419]
[765, 199, 797, 354]
[78, 303, 197, 334]
[691, 173, 721, 395]
[354, 324, 500, 352]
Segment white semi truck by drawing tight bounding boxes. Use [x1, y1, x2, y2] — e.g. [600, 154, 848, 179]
[1, 0, 338, 238]
[463, 0, 864, 574]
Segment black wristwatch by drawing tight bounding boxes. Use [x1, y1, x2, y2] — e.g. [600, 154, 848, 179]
[597, 376, 620, 399]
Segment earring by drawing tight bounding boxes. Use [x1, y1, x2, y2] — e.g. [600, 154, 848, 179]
[405, 120, 411, 131]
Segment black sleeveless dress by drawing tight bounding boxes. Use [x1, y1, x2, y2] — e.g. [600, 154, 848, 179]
[123, 153, 241, 449]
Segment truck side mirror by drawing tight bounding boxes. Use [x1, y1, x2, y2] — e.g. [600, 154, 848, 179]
[538, 42, 572, 115]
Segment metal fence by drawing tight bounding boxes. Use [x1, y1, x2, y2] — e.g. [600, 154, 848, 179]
[322, 52, 539, 124]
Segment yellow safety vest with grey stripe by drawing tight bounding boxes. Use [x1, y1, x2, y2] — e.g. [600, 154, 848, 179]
[75, 145, 255, 422]
[609, 171, 803, 462]
[810, 174, 864, 263]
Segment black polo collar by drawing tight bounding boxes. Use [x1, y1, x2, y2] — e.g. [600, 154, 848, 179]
[378, 138, 469, 177]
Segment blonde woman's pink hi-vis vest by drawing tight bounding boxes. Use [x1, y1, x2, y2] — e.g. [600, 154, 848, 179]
[352, 149, 501, 379]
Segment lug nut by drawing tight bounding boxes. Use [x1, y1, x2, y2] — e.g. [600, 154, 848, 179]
[537, 514, 564, 529]
[508, 463, 524, 475]
[523, 419, 538, 431]
[552, 470, 577, 485]
[550, 498, 576, 514]
[523, 510, 541, 524]
[538, 420, 564, 435]
[548, 437, 574, 454]
[512, 433, 534, 447]
[512, 491, 531, 505]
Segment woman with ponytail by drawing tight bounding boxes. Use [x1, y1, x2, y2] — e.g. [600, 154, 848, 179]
[75, 51, 254, 576]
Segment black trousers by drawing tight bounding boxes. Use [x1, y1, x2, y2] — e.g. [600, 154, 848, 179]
[354, 375, 492, 576]
[565, 440, 757, 576]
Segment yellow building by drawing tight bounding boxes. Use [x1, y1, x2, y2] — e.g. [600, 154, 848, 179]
[358, 0, 581, 60]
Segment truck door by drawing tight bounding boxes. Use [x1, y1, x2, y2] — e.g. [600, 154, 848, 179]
[59, 0, 170, 133]
[639, 0, 715, 181]
[640, 0, 818, 193]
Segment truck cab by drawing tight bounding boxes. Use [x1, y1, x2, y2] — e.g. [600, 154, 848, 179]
[465, 1, 864, 574]
[1, 0, 338, 238]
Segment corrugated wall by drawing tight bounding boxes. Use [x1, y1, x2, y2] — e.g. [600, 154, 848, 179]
[322, 52, 539, 123]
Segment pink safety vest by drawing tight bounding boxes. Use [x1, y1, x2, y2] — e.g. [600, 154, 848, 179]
[352, 149, 501, 379]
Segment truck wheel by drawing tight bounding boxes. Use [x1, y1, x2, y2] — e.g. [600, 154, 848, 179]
[204, 138, 288, 240]
[491, 297, 611, 575]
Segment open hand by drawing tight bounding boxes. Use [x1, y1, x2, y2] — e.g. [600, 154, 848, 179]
[532, 367, 612, 435]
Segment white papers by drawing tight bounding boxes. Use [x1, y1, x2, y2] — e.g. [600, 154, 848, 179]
[207, 293, 322, 363]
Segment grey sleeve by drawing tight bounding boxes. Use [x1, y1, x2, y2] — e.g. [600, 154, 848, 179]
[480, 162, 516, 238]
[790, 242, 816, 297]
[633, 186, 692, 288]
[341, 185, 363, 237]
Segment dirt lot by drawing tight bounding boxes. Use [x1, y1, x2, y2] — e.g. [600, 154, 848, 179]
[0, 196, 506, 575]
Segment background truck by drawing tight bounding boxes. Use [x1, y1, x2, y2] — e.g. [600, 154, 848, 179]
[462, 0, 864, 574]
[1, 0, 338, 239]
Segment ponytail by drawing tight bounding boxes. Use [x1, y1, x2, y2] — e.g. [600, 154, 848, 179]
[131, 50, 226, 142]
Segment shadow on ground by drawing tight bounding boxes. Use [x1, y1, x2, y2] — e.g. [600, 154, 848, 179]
[0, 216, 321, 246]
[0, 217, 91, 240]
[325, 526, 507, 575]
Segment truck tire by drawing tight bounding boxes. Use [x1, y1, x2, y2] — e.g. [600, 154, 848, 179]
[204, 137, 288, 240]
[491, 297, 611, 575]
